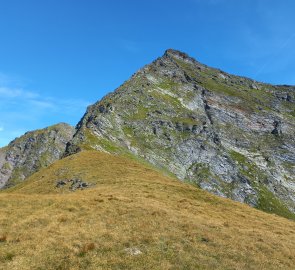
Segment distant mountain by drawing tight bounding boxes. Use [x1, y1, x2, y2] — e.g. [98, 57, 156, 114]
[0, 123, 74, 188]
[65, 49, 295, 218]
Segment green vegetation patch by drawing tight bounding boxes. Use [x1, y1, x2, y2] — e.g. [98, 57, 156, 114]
[1, 162, 12, 170]
[257, 185, 295, 220]
[157, 79, 179, 90]
[229, 150, 295, 220]
[151, 89, 182, 110]
[81, 129, 121, 153]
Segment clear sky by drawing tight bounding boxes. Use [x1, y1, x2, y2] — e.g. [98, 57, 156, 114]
[0, 0, 294, 146]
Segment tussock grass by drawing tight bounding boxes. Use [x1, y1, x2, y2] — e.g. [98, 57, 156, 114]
[0, 151, 295, 269]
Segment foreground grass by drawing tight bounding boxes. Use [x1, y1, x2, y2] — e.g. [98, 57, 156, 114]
[0, 151, 295, 269]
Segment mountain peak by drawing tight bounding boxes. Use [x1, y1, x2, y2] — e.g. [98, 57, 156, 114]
[164, 48, 189, 57]
[65, 49, 295, 219]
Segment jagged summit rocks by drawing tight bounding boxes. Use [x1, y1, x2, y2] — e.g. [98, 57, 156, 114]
[164, 48, 198, 62]
[65, 49, 295, 217]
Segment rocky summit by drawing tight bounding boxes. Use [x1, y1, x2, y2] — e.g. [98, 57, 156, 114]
[66, 49, 295, 218]
[0, 123, 74, 188]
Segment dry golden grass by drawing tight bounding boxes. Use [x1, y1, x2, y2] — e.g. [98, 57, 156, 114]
[0, 151, 295, 269]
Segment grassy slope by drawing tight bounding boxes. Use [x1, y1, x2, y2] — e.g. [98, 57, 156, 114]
[0, 151, 295, 270]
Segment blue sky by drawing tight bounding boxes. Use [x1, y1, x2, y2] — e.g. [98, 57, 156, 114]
[0, 0, 294, 146]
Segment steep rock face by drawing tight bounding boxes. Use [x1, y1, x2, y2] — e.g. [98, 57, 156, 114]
[66, 49, 295, 217]
[0, 123, 75, 188]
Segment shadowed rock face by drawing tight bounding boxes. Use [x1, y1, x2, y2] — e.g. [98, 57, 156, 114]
[66, 49, 295, 215]
[0, 123, 75, 188]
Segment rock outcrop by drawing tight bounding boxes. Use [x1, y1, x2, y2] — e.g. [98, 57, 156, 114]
[0, 123, 75, 188]
[66, 49, 295, 216]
